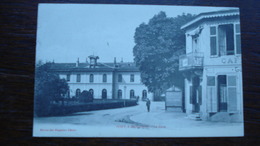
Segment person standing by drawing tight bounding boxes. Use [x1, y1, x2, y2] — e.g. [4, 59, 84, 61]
[146, 98, 151, 112]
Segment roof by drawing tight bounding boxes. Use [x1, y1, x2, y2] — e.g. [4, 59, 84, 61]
[116, 62, 140, 72]
[48, 62, 140, 72]
[181, 9, 240, 30]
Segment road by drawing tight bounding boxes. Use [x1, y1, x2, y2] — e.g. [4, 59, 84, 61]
[33, 101, 244, 137]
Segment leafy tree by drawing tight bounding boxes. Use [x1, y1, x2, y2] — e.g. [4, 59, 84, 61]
[133, 12, 195, 99]
[34, 62, 69, 116]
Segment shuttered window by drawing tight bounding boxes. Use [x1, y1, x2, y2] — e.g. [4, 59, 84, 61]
[235, 24, 241, 54]
[227, 75, 237, 113]
[207, 76, 217, 112]
[210, 26, 218, 56]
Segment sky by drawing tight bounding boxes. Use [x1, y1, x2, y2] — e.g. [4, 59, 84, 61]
[36, 4, 235, 63]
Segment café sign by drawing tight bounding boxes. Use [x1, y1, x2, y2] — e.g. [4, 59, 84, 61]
[221, 56, 240, 64]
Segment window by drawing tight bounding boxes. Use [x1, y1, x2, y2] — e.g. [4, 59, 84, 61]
[103, 74, 107, 83]
[210, 26, 217, 56]
[118, 74, 122, 82]
[118, 90, 122, 99]
[76, 74, 81, 82]
[235, 24, 241, 54]
[210, 24, 241, 57]
[130, 90, 135, 98]
[192, 36, 199, 52]
[66, 74, 70, 82]
[89, 74, 94, 83]
[89, 89, 94, 98]
[207, 76, 215, 86]
[228, 76, 236, 86]
[218, 24, 234, 55]
[102, 89, 107, 99]
[76, 89, 81, 97]
[130, 74, 134, 82]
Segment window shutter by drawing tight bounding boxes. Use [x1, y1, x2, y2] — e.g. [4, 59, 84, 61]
[210, 26, 217, 56]
[218, 27, 226, 56]
[207, 86, 217, 112]
[235, 24, 241, 54]
[227, 75, 237, 113]
[190, 86, 193, 104]
[207, 76, 217, 112]
[198, 86, 202, 105]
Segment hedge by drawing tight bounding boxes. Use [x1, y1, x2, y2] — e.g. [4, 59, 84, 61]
[36, 99, 138, 117]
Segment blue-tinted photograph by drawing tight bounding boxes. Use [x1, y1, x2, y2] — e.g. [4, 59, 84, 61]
[33, 4, 243, 137]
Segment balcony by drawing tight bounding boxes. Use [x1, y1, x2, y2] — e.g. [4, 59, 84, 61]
[179, 52, 204, 71]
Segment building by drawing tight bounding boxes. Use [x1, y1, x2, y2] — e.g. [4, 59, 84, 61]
[179, 9, 243, 122]
[49, 55, 152, 100]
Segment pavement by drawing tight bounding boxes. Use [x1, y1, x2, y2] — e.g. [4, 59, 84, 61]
[33, 101, 244, 137]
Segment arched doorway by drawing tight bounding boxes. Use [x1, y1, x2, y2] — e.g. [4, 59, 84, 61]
[89, 89, 94, 99]
[130, 89, 135, 99]
[76, 89, 81, 98]
[118, 89, 122, 99]
[102, 89, 107, 99]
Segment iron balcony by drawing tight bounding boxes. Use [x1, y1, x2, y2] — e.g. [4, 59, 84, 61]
[179, 52, 204, 71]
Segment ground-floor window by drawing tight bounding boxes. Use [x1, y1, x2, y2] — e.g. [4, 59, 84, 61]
[102, 89, 107, 99]
[118, 89, 122, 99]
[89, 89, 94, 99]
[130, 90, 135, 99]
[76, 89, 81, 98]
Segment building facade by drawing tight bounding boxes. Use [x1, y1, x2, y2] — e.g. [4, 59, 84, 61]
[49, 55, 152, 100]
[179, 9, 243, 122]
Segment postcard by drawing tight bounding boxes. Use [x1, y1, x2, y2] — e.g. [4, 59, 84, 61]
[33, 4, 244, 137]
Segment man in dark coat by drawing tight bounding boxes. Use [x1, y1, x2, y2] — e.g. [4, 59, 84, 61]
[146, 98, 151, 112]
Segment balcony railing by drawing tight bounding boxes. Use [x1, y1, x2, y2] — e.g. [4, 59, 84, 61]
[179, 52, 204, 71]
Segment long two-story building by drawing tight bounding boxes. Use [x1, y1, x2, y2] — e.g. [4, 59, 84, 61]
[49, 55, 152, 100]
[179, 9, 243, 122]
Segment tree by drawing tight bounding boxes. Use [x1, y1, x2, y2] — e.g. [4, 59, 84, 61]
[133, 12, 195, 99]
[34, 62, 69, 116]
[79, 90, 93, 103]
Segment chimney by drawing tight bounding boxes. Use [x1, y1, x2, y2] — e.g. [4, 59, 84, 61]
[114, 57, 117, 64]
[76, 58, 79, 67]
[121, 58, 123, 63]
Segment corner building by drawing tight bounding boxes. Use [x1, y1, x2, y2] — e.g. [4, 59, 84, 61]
[179, 9, 243, 122]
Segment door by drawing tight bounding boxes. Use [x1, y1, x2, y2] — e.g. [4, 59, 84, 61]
[102, 89, 107, 99]
[191, 77, 200, 113]
[218, 75, 228, 112]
